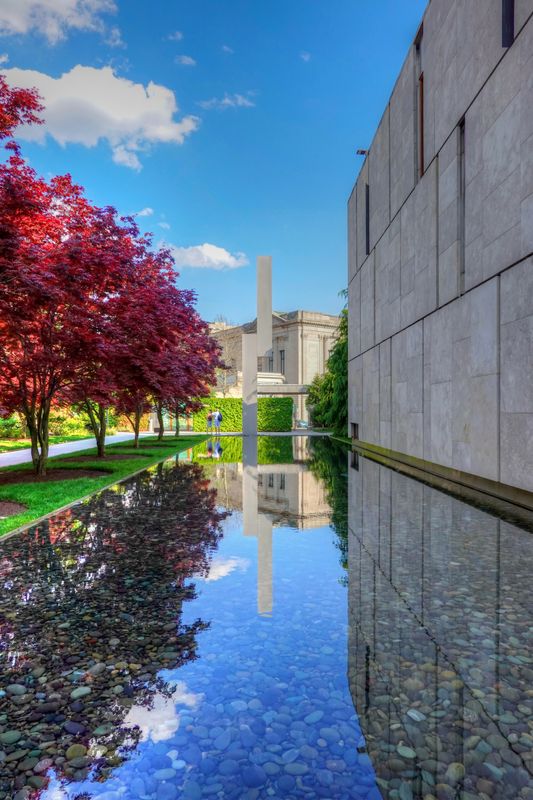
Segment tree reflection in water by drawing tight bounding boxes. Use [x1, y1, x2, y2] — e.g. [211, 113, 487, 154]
[0, 460, 228, 797]
[308, 437, 349, 576]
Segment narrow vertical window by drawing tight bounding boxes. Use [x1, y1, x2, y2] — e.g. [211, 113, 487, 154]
[502, 0, 515, 47]
[458, 118, 466, 294]
[365, 183, 370, 256]
[418, 73, 425, 177]
[279, 349, 285, 375]
[414, 24, 423, 183]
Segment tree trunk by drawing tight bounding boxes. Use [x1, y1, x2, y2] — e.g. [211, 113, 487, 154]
[174, 404, 181, 436]
[85, 401, 108, 458]
[25, 412, 40, 472]
[96, 404, 107, 457]
[156, 402, 165, 441]
[23, 400, 50, 476]
[133, 406, 141, 448]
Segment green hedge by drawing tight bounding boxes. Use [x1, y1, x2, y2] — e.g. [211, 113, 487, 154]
[193, 397, 293, 433]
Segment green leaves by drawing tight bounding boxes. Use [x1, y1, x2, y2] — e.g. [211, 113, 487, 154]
[192, 397, 293, 432]
[307, 307, 347, 436]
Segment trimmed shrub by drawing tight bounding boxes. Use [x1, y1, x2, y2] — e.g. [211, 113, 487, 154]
[193, 397, 293, 433]
[258, 397, 293, 432]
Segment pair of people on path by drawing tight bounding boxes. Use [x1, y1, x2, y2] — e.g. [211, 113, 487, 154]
[206, 409, 222, 434]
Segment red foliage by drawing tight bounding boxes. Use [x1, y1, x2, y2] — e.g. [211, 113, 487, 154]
[0, 75, 43, 142]
[0, 75, 221, 470]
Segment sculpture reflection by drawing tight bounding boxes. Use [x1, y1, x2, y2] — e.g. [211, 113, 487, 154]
[201, 435, 332, 616]
[0, 461, 227, 797]
[347, 455, 533, 800]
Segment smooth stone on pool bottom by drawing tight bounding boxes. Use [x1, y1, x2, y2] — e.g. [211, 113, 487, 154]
[66, 744, 87, 760]
[5, 684, 26, 696]
[70, 686, 91, 699]
[154, 768, 176, 781]
[242, 765, 267, 788]
[157, 786, 178, 800]
[213, 730, 231, 750]
[304, 710, 324, 724]
[284, 762, 309, 775]
[397, 745, 417, 759]
[0, 731, 22, 745]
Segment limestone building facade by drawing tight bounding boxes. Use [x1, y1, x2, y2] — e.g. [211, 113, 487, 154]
[348, 0, 533, 496]
[211, 311, 339, 423]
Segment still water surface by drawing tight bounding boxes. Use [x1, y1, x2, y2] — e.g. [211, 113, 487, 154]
[0, 436, 532, 800]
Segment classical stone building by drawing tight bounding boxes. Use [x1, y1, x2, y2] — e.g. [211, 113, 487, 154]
[211, 310, 339, 423]
[348, 0, 533, 498]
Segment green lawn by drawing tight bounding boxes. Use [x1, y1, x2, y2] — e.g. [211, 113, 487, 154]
[0, 435, 205, 537]
[0, 434, 97, 454]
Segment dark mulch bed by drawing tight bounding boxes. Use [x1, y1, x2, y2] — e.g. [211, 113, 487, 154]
[0, 469, 109, 486]
[62, 453, 152, 462]
[0, 501, 27, 518]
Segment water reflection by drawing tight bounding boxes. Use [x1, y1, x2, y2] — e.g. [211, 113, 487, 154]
[3, 434, 531, 800]
[0, 461, 226, 797]
[203, 436, 332, 615]
[347, 455, 533, 800]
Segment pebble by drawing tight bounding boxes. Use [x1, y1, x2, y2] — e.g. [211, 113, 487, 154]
[154, 768, 176, 781]
[242, 765, 267, 788]
[70, 686, 91, 700]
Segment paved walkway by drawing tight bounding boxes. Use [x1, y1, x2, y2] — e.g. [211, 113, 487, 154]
[0, 432, 140, 469]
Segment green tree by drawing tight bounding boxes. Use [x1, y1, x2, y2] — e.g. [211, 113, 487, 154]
[307, 300, 348, 436]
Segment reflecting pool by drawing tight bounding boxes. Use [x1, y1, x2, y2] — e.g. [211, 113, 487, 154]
[0, 436, 532, 800]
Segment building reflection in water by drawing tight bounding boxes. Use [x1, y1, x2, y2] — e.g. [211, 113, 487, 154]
[206, 436, 331, 616]
[347, 455, 533, 800]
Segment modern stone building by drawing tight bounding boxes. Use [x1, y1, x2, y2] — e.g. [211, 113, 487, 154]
[348, 0, 533, 497]
[211, 311, 339, 423]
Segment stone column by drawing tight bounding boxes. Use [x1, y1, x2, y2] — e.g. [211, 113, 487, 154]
[242, 434, 258, 536]
[257, 255, 273, 370]
[257, 513, 273, 616]
[242, 333, 258, 437]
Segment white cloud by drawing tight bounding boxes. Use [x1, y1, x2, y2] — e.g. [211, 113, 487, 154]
[0, 54, 8, 65]
[124, 682, 201, 743]
[300, 51, 311, 62]
[105, 25, 124, 47]
[3, 65, 200, 169]
[198, 92, 255, 111]
[158, 221, 171, 230]
[222, 44, 234, 54]
[169, 243, 249, 270]
[135, 207, 154, 217]
[168, 30, 183, 41]
[0, 0, 116, 44]
[202, 556, 250, 582]
[175, 54, 196, 66]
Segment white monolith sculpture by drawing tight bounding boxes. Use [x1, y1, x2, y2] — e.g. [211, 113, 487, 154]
[242, 434, 273, 616]
[242, 256, 272, 437]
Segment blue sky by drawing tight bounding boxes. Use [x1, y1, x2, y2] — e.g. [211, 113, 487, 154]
[1, 0, 427, 324]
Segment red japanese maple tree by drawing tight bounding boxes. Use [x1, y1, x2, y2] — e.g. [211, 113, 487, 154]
[0, 76, 221, 471]
[0, 75, 42, 142]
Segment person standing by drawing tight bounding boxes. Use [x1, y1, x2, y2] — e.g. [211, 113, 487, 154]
[206, 411, 213, 434]
[214, 409, 222, 435]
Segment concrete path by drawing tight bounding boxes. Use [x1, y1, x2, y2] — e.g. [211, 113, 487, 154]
[0, 432, 140, 469]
